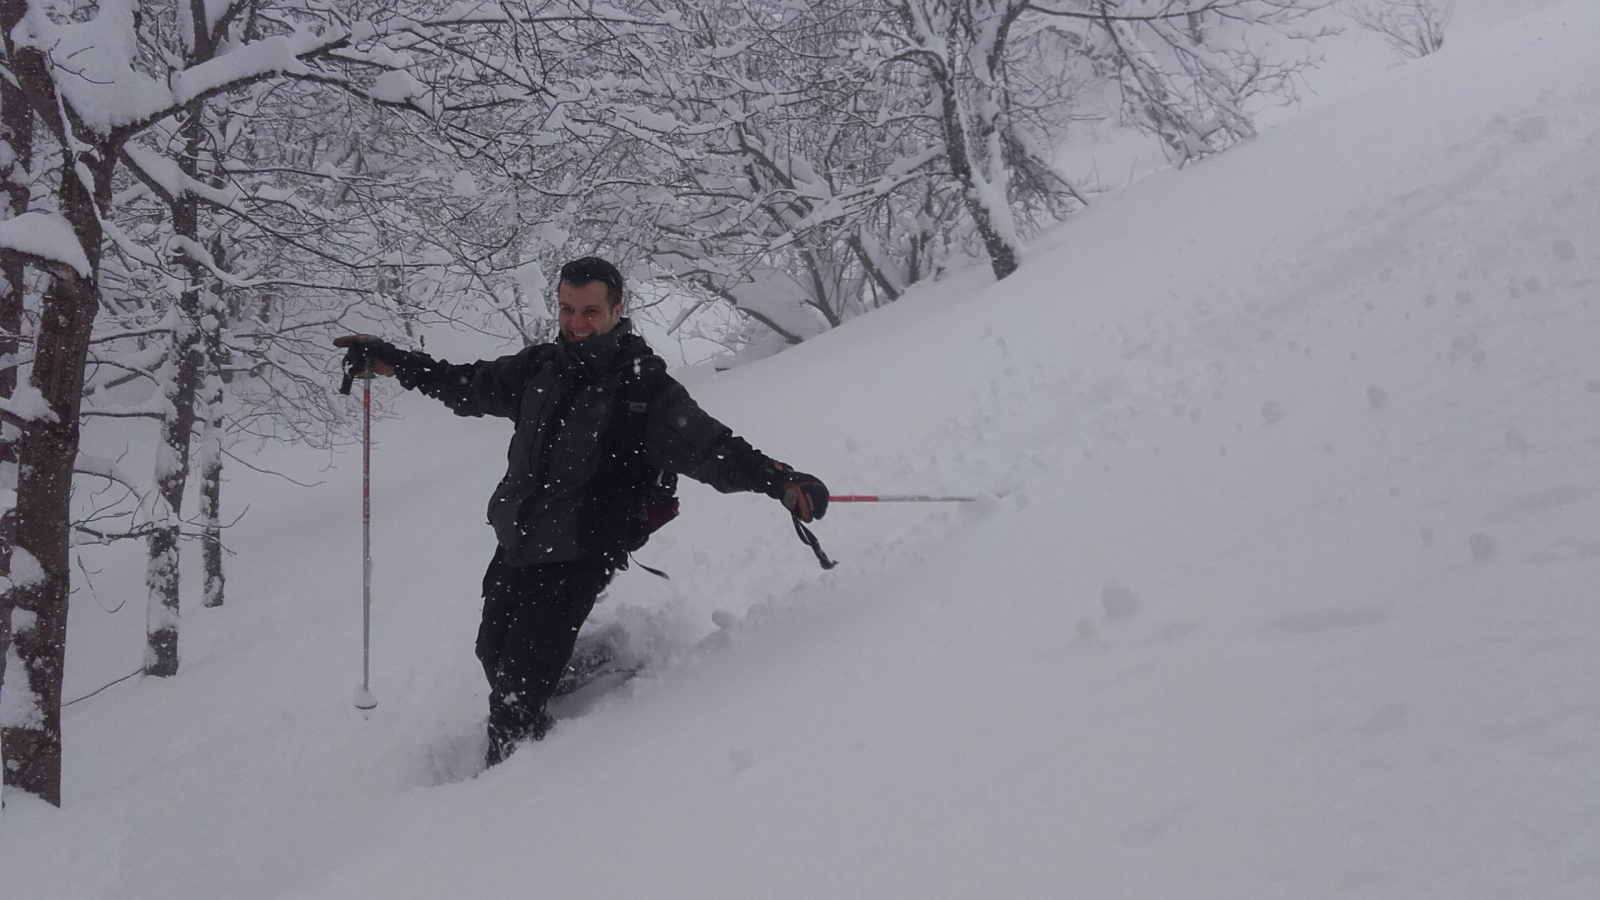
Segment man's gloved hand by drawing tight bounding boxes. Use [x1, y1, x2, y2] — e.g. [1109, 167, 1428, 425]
[334, 334, 402, 378]
[335, 334, 417, 395]
[765, 462, 828, 522]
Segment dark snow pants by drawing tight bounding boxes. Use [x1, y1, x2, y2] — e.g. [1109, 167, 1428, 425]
[476, 550, 615, 765]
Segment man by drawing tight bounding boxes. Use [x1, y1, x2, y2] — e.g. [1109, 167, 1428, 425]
[335, 257, 828, 766]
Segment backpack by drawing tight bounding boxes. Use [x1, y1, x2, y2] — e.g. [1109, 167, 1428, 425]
[628, 467, 679, 553]
[612, 364, 679, 554]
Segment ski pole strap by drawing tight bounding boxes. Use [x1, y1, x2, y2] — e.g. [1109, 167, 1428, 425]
[629, 553, 671, 580]
[792, 515, 836, 570]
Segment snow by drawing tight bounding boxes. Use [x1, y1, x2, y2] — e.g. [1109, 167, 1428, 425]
[9, 608, 38, 636]
[170, 34, 320, 106]
[0, 645, 42, 730]
[369, 70, 427, 105]
[15, 0, 171, 133]
[14, 0, 347, 134]
[4, 2, 1600, 898]
[0, 213, 89, 278]
[122, 147, 243, 211]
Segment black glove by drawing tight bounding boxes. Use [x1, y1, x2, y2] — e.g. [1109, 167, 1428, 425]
[334, 334, 407, 394]
[763, 462, 828, 522]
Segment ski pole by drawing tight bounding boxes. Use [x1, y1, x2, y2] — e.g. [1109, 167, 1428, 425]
[829, 495, 978, 503]
[790, 495, 979, 569]
[353, 368, 378, 711]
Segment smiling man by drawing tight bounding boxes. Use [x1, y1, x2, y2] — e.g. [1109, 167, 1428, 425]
[335, 256, 827, 765]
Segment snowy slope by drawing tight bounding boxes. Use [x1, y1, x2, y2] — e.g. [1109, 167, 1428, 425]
[5, 3, 1600, 898]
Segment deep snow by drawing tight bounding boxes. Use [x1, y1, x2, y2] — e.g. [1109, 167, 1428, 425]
[4, 2, 1600, 898]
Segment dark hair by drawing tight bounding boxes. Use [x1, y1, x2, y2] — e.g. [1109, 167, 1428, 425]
[559, 256, 625, 308]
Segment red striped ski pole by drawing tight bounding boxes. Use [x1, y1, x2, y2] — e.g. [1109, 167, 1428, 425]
[337, 343, 379, 710]
[829, 495, 978, 503]
[354, 369, 378, 711]
[791, 494, 977, 570]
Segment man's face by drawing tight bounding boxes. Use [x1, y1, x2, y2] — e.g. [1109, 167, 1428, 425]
[557, 280, 622, 342]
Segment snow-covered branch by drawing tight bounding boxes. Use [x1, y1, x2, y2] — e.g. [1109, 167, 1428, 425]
[0, 212, 91, 277]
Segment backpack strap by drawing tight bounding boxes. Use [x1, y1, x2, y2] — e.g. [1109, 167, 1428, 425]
[608, 356, 679, 565]
[609, 358, 669, 470]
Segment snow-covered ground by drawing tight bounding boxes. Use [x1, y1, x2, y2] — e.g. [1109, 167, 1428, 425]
[5, 2, 1600, 897]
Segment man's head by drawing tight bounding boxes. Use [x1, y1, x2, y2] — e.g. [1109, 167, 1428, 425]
[557, 256, 625, 343]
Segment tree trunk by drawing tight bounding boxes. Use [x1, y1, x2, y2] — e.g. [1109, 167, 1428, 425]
[198, 226, 232, 609]
[0, 0, 34, 806]
[144, 289, 202, 675]
[198, 341, 226, 609]
[936, 74, 1018, 281]
[2, 143, 110, 806]
[6, 273, 94, 807]
[144, 100, 207, 675]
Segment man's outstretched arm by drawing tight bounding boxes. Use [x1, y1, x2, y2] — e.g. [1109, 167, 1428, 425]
[646, 381, 829, 522]
[333, 335, 541, 419]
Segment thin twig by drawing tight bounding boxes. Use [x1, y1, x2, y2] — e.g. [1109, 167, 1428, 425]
[64, 669, 143, 707]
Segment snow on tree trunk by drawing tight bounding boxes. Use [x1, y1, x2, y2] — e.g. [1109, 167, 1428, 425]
[198, 339, 227, 609]
[144, 306, 195, 676]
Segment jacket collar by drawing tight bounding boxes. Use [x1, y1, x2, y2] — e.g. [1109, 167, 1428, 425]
[556, 318, 640, 381]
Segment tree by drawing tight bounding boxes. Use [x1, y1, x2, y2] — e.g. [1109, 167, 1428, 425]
[876, 0, 1037, 280]
[0, 0, 121, 800]
[0, 0, 428, 806]
[140, 0, 225, 676]
[0, 0, 35, 791]
[1058, 1, 1322, 165]
[488, 0, 980, 346]
[472, 0, 1316, 343]
[0, 0, 34, 800]
[1350, 0, 1450, 58]
[609, 0, 955, 339]
[2, 0, 657, 803]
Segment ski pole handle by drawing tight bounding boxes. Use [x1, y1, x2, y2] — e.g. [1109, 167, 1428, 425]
[339, 347, 374, 395]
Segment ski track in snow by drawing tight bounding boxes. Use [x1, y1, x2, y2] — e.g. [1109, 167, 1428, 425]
[5, 3, 1600, 898]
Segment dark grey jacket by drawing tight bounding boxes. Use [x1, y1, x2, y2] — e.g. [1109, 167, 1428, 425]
[394, 320, 779, 567]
